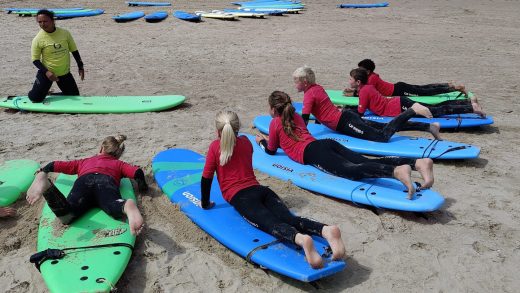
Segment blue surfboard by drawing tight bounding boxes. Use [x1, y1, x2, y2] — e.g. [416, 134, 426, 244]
[4, 7, 84, 13]
[144, 11, 168, 22]
[152, 149, 346, 282]
[127, 1, 172, 6]
[243, 134, 445, 212]
[293, 102, 494, 129]
[338, 2, 389, 8]
[113, 11, 145, 22]
[173, 11, 202, 21]
[253, 115, 480, 160]
[55, 9, 104, 19]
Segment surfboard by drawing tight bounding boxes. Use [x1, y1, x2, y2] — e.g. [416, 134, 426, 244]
[113, 11, 146, 22]
[338, 2, 389, 8]
[0, 95, 185, 114]
[152, 148, 346, 282]
[127, 1, 172, 6]
[226, 8, 285, 15]
[194, 11, 238, 20]
[244, 134, 445, 212]
[0, 160, 39, 207]
[144, 11, 168, 22]
[4, 7, 84, 13]
[238, 2, 304, 9]
[253, 115, 480, 160]
[237, 7, 290, 14]
[292, 102, 494, 129]
[325, 89, 473, 107]
[173, 11, 202, 21]
[55, 9, 104, 19]
[217, 9, 266, 18]
[36, 175, 136, 293]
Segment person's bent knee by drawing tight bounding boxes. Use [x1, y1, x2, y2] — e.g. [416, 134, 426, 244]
[28, 90, 46, 103]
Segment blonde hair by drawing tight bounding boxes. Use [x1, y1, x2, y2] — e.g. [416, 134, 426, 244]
[215, 111, 240, 166]
[101, 135, 127, 158]
[292, 66, 316, 84]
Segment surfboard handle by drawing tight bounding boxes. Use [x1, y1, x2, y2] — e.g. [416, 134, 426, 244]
[245, 239, 281, 263]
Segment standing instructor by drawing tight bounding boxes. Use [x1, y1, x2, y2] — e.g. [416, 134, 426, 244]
[28, 9, 84, 103]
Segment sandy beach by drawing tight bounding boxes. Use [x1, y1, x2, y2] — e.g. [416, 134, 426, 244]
[1, 0, 519, 292]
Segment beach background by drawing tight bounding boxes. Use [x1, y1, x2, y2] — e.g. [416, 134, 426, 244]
[1, 0, 519, 292]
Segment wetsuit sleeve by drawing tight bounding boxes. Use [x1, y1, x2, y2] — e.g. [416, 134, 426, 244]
[133, 168, 148, 193]
[41, 162, 55, 173]
[71, 51, 84, 70]
[301, 114, 310, 125]
[32, 60, 47, 72]
[259, 139, 276, 155]
[264, 119, 280, 155]
[53, 160, 82, 174]
[358, 89, 369, 115]
[200, 176, 212, 209]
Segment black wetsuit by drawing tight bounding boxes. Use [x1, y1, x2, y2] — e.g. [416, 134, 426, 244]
[399, 97, 474, 116]
[393, 82, 452, 96]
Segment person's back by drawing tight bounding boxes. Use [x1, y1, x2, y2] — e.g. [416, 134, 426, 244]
[367, 72, 394, 96]
[302, 84, 341, 130]
[358, 84, 401, 116]
[269, 113, 315, 164]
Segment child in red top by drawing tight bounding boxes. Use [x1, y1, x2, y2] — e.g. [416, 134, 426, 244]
[256, 91, 436, 200]
[26, 135, 148, 235]
[201, 111, 345, 269]
[350, 68, 485, 118]
[293, 66, 441, 142]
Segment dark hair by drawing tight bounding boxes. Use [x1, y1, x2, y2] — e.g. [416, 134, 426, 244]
[36, 9, 55, 19]
[268, 91, 300, 141]
[358, 59, 375, 72]
[350, 68, 369, 84]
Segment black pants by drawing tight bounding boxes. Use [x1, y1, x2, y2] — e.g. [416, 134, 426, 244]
[67, 173, 126, 219]
[400, 97, 473, 117]
[303, 139, 417, 181]
[28, 71, 79, 102]
[336, 108, 430, 142]
[392, 82, 452, 96]
[230, 185, 325, 244]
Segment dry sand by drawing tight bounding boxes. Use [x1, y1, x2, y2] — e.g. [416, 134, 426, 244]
[1, 0, 519, 292]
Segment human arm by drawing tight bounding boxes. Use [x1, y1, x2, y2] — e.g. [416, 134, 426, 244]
[200, 176, 214, 209]
[71, 50, 84, 81]
[133, 168, 148, 193]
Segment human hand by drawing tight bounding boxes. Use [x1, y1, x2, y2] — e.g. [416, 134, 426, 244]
[45, 71, 59, 82]
[202, 201, 215, 210]
[255, 134, 267, 144]
[343, 88, 355, 97]
[79, 68, 85, 81]
[0, 207, 16, 218]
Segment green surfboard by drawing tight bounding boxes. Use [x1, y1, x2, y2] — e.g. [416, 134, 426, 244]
[325, 89, 472, 106]
[37, 174, 136, 293]
[0, 95, 185, 113]
[0, 159, 39, 207]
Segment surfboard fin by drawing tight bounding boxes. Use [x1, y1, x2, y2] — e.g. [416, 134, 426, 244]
[42, 180, 75, 225]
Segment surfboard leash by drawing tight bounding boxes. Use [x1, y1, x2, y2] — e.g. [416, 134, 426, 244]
[245, 239, 281, 264]
[29, 242, 134, 271]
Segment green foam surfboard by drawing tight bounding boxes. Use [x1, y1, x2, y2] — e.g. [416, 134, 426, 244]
[37, 174, 136, 293]
[0, 95, 185, 113]
[0, 159, 39, 207]
[325, 89, 472, 106]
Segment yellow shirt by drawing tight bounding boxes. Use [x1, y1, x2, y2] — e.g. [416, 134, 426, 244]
[31, 27, 78, 77]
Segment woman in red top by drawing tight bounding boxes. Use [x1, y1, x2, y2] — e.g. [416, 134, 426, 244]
[255, 91, 436, 200]
[350, 68, 485, 118]
[201, 111, 345, 269]
[26, 135, 148, 235]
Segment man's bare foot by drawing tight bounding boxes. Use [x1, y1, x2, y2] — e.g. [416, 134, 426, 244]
[26, 172, 51, 205]
[321, 225, 346, 260]
[415, 158, 434, 189]
[393, 165, 415, 199]
[450, 83, 467, 97]
[0, 207, 16, 218]
[411, 103, 433, 118]
[124, 199, 144, 235]
[429, 122, 442, 140]
[471, 101, 486, 117]
[295, 233, 323, 269]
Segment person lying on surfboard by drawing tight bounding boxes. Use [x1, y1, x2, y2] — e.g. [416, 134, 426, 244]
[26, 135, 147, 235]
[200, 110, 345, 269]
[256, 91, 435, 200]
[348, 68, 486, 118]
[28, 9, 85, 103]
[0, 207, 16, 218]
[293, 66, 442, 142]
[343, 58, 467, 98]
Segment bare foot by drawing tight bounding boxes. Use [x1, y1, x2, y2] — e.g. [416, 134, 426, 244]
[451, 83, 467, 97]
[393, 165, 415, 199]
[124, 199, 144, 236]
[295, 233, 323, 269]
[411, 103, 433, 118]
[471, 101, 486, 117]
[429, 122, 442, 140]
[415, 158, 434, 189]
[321, 225, 346, 260]
[0, 207, 16, 218]
[26, 172, 51, 205]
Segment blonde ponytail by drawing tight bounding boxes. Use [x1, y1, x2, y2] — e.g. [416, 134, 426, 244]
[215, 111, 240, 166]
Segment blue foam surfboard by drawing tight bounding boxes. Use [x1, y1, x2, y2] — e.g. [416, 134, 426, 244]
[144, 11, 168, 22]
[223, 8, 284, 15]
[173, 11, 202, 21]
[113, 11, 146, 22]
[127, 1, 172, 6]
[243, 134, 445, 212]
[253, 115, 480, 160]
[152, 148, 346, 282]
[55, 9, 104, 19]
[4, 7, 84, 13]
[338, 2, 389, 8]
[293, 102, 494, 129]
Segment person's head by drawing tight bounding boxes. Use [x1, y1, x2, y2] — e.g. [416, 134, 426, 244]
[36, 10, 56, 33]
[268, 91, 300, 141]
[357, 59, 375, 74]
[349, 68, 368, 89]
[292, 66, 316, 92]
[100, 135, 127, 159]
[215, 111, 240, 166]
